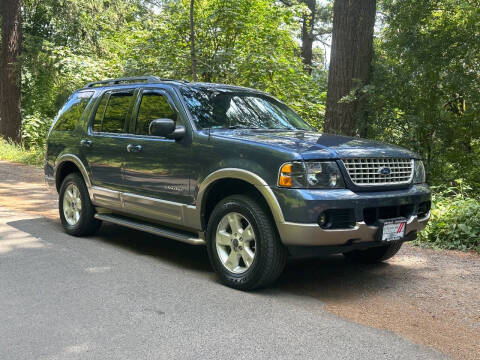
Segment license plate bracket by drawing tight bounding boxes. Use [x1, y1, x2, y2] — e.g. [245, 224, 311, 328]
[377, 218, 407, 242]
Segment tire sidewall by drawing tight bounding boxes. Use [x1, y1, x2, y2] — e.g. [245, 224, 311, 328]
[206, 196, 268, 288]
[59, 173, 91, 235]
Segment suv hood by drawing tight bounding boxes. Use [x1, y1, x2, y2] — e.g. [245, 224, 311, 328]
[210, 130, 419, 159]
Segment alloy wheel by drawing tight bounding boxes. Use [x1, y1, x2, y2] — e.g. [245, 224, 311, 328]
[215, 212, 256, 274]
[63, 183, 82, 226]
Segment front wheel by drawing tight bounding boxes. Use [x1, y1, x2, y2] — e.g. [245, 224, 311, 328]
[59, 173, 101, 236]
[206, 195, 287, 290]
[343, 241, 403, 264]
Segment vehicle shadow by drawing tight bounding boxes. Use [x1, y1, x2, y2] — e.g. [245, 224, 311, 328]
[5, 217, 424, 303]
[97, 222, 212, 273]
[269, 256, 412, 301]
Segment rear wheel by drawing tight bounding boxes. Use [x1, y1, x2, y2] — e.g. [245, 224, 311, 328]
[206, 195, 287, 290]
[59, 173, 101, 236]
[343, 241, 403, 263]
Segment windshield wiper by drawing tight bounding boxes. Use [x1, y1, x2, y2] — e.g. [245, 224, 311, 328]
[227, 125, 253, 129]
[227, 125, 259, 129]
[205, 126, 266, 130]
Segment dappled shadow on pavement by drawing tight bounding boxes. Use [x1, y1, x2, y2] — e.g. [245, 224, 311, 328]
[6, 216, 212, 274]
[0, 161, 58, 218]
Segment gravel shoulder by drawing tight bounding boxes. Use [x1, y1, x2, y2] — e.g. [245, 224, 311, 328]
[1, 160, 479, 359]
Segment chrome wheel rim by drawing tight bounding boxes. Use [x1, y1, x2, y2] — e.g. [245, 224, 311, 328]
[215, 212, 256, 274]
[63, 183, 82, 226]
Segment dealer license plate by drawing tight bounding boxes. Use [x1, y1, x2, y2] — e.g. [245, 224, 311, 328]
[381, 220, 406, 241]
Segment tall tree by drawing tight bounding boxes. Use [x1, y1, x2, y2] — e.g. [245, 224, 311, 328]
[1, 0, 22, 142]
[189, 0, 198, 81]
[280, 0, 332, 73]
[324, 0, 376, 136]
[300, 0, 316, 72]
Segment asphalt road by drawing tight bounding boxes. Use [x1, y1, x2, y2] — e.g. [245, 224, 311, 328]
[0, 204, 446, 360]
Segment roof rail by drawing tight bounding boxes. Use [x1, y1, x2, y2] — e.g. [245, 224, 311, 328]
[83, 76, 188, 88]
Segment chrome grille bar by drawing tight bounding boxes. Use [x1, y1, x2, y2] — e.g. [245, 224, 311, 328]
[342, 158, 414, 186]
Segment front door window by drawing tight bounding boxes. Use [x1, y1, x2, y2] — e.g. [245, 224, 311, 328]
[135, 92, 177, 135]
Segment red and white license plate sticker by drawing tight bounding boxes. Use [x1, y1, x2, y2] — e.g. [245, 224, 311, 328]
[381, 220, 406, 241]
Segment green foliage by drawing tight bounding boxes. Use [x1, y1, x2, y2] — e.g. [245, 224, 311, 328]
[21, 112, 52, 148]
[368, 0, 480, 191]
[126, 0, 327, 127]
[369, 0, 480, 252]
[417, 183, 480, 253]
[21, 0, 136, 119]
[0, 139, 45, 166]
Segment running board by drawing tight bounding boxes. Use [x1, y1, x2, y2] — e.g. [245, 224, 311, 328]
[94, 213, 205, 246]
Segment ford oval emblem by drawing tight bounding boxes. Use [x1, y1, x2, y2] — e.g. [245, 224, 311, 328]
[379, 167, 391, 176]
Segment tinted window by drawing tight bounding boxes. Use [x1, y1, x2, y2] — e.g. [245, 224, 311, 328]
[92, 93, 108, 132]
[54, 91, 93, 131]
[135, 92, 177, 135]
[179, 87, 312, 131]
[92, 91, 133, 133]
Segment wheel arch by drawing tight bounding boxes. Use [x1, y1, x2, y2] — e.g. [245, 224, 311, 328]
[197, 169, 285, 231]
[55, 154, 92, 193]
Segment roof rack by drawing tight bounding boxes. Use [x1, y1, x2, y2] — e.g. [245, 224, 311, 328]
[83, 76, 188, 88]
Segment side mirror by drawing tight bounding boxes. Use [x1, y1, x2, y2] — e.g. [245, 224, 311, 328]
[149, 119, 175, 137]
[166, 125, 186, 140]
[149, 119, 186, 140]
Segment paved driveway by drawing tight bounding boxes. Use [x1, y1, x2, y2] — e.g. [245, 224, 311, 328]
[0, 206, 445, 360]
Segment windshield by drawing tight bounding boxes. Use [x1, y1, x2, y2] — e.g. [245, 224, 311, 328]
[179, 87, 313, 131]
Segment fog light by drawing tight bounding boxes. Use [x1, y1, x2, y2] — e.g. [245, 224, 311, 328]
[318, 212, 328, 227]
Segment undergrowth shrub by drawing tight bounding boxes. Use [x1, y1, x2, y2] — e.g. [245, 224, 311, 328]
[22, 112, 52, 148]
[0, 138, 45, 166]
[417, 182, 480, 253]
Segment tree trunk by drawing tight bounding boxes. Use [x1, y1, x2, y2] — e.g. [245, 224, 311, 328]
[189, 0, 197, 81]
[0, 0, 22, 143]
[301, 0, 316, 74]
[324, 0, 376, 136]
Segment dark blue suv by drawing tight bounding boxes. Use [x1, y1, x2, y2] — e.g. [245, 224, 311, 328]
[45, 76, 431, 290]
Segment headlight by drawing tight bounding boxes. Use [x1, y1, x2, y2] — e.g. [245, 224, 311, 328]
[278, 161, 345, 189]
[413, 160, 426, 184]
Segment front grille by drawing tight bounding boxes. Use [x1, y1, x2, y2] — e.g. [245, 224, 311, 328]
[342, 158, 414, 186]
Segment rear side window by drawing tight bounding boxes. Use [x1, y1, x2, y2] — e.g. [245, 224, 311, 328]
[135, 92, 177, 135]
[92, 91, 134, 133]
[92, 94, 108, 132]
[53, 91, 93, 131]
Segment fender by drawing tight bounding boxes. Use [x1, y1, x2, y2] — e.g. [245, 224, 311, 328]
[55, 154, 93, 197]
[191, 168, 286, 229]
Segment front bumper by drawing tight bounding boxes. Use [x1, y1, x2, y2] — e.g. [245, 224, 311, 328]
[274, 184, 431, 246]
[277, 212, 429, 246]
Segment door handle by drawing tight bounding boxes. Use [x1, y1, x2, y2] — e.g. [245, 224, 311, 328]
[80, 139, 92, 148]
[127, 144, 142, 153]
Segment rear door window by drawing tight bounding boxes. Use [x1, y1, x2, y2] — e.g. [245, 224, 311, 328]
[92, 91, 134, 133]
[53, 91, 93, 131]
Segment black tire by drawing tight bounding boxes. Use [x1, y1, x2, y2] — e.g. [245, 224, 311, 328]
[343, 241, 403, 264]
[59, 173, 101, 236]
[206, 194, 287, 290]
